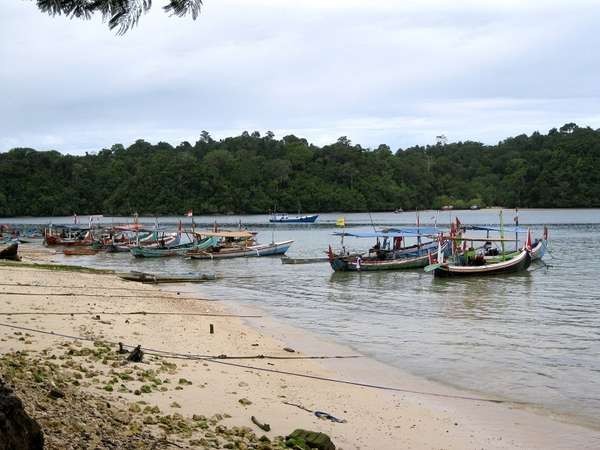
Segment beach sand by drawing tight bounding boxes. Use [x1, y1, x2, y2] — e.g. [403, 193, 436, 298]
[1, 260, 599, 449]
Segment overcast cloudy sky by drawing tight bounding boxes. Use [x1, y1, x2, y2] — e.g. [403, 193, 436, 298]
[1, 0, 599, 154]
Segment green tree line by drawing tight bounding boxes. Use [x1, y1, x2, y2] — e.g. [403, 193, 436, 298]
[1, 123, 599, 217]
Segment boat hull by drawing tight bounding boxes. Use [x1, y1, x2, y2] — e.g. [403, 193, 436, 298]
[189, 240, 293, 259]
[433, 250, 531, 277]
[131, 236, 218, 258]
[269, 214, 318, 223]
[330, 242, 448, 272]
[281, 256, 329, 264]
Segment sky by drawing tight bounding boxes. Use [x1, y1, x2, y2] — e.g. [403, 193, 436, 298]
[1, 0, 599, 154]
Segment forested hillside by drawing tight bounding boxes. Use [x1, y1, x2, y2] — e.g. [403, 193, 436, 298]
[1, 123, 599, 216]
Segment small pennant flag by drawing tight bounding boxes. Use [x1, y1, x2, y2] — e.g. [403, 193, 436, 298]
[186, 210, 193, 217]
[525, 228, 532, 251]
[336, 217, 345, 227]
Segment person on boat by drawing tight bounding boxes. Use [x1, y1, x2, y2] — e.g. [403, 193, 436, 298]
[393, 236, 402, 250]
[465, 246, 476, 265]
[483, 241, 499, 256]
[369, 239, 381, 254]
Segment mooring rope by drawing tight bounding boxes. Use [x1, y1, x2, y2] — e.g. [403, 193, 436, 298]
[0, 311, 260, 318]
[0, 322, 359, 361]
[0, 282, 186, 293]
[0, 321, 517, 404]
[0, 291, 208, 301]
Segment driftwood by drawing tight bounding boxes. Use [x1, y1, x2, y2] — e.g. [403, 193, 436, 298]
[251, 415, 271, 432]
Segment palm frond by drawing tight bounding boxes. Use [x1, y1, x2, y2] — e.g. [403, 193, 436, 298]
[34, 0, 199, 35]
[163, 0, 202, 19]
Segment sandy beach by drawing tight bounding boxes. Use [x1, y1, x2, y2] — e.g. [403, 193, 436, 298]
[1, 252, 599, 449]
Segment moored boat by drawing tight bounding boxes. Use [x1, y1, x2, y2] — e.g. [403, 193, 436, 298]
[130, 236, 218, 258]
[188, 239, 294, 259]
[327, 228, 448, 272]
[281, 256, 330, 264]
[269, 213, 318, 224]
[427, 247, 531, 277]
[63, 247, 100, 256]
[118, 271, 217, 283]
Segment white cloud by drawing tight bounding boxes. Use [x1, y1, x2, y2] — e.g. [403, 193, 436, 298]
[1, 0, 599, 153]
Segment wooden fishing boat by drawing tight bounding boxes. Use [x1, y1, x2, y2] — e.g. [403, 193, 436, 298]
[425, 221, 537, 277]
[119, 271, 217, 283]
[461, 224, 548, 262]
[63, 247, 100, 256]
[269, 213, 318, 224]
[428, 248, 531, 277]
[188, 240, 294, 259]
[329, 241, 449, 272]
[130, 236, 218, 258]
[0, 243, 20, 261]
[328, 228, 448, 272]
[281, 256, 330, 264]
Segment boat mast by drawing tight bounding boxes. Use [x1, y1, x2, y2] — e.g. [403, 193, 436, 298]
[499, 209, 505, 259]
[514, 207, 519, 251]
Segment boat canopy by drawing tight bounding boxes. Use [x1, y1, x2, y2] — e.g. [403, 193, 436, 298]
[384, 226, 445, 235]
[464, 225, 529, 233]
[197, 230, 255, 239]
[49, 224, 91, 231]
[113, 225, 167, 232]
[332, 228, 442, 239]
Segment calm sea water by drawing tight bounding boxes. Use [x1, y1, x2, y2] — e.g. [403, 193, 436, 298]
[6, 209, 600, 426]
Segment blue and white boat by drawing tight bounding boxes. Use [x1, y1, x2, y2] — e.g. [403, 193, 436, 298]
[269, 213, 318, 223]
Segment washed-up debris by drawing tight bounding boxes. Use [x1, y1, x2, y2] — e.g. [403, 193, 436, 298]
[282, 401, 347, 423]
[127, 345, 144, 363]
[251, 415, 271, 432]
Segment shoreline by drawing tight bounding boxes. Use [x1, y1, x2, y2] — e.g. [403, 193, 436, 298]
[197, 291, 600, 433]
[1, 259, 599, 448]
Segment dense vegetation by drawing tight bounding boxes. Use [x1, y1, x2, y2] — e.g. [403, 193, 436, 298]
[1, 123, 599, 217]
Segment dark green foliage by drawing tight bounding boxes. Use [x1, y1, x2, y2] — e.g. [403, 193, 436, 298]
[1, 124, 599, 217]
[33, 0, 203, 35]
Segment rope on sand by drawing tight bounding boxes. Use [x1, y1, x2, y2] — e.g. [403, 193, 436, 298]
[0, 322, 360, 361]
[0, 322, 518, 404]
[0, 282, 188, 293]
[0, 311, 261, 318]
[0, 291, 209, 301]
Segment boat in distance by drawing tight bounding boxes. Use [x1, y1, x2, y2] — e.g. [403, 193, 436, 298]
[269, 214, 318, 223]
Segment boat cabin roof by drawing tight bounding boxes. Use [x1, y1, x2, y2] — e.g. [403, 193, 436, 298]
[464, 225, 529, 233]
[333, 226, 443, 239]
[197, 230, 255, 239]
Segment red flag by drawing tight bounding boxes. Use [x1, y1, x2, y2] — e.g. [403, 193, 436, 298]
[525, 228, 532, 251]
